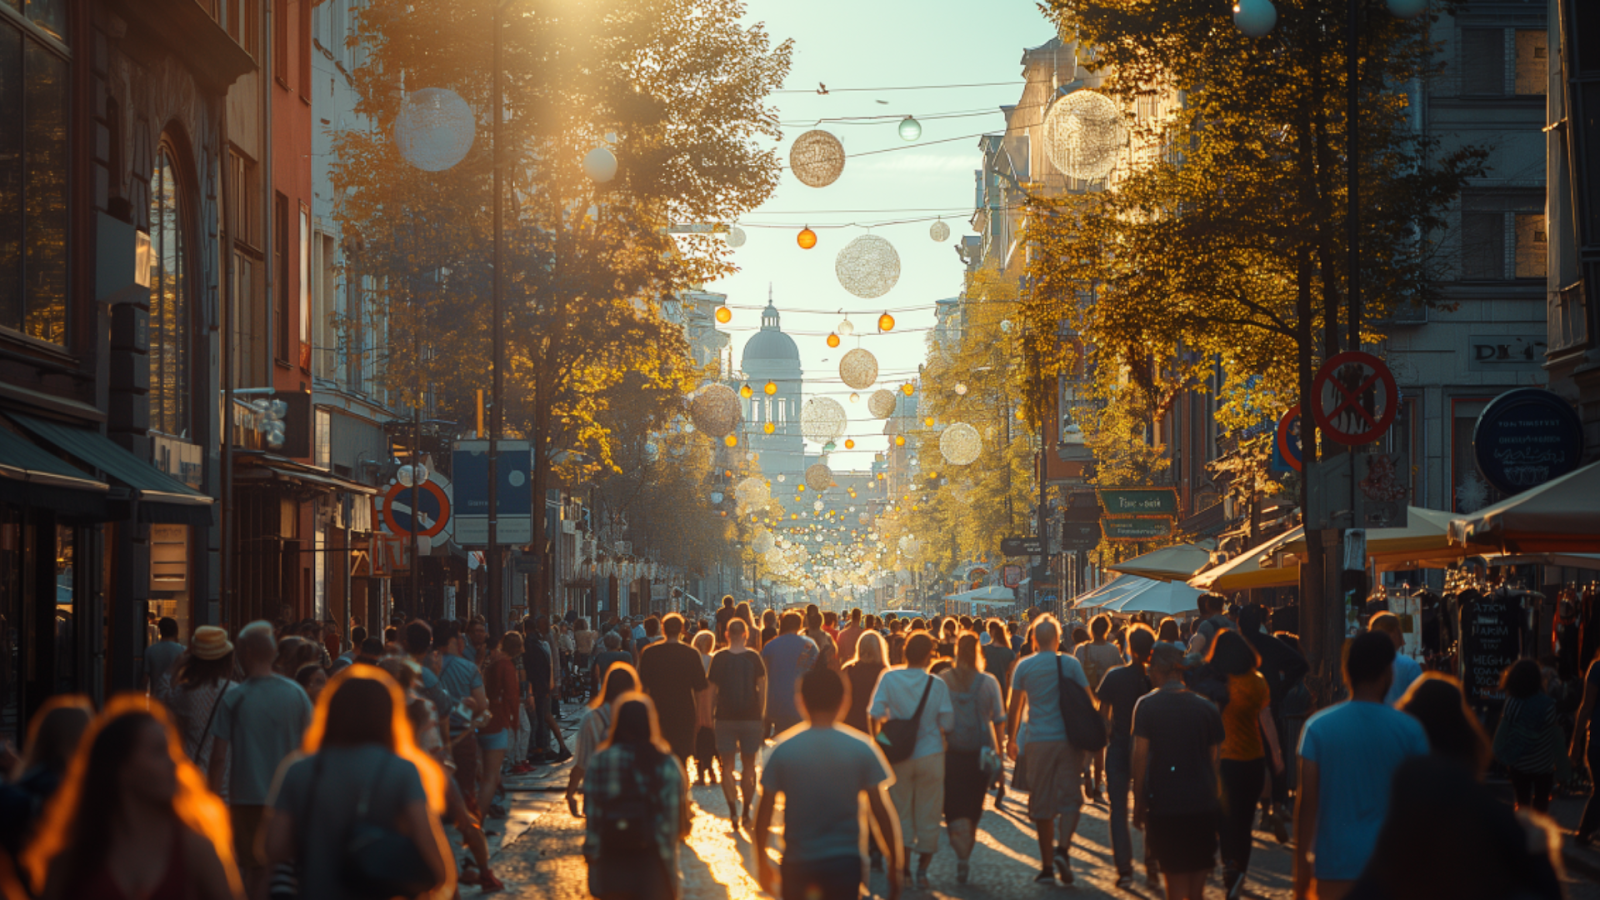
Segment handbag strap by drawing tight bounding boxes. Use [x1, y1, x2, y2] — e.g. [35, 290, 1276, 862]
[908, 674, 934, 725]
[188, 681, 228, 762]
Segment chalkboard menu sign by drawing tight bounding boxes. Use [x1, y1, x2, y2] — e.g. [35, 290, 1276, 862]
[1459, 588, 1523, 705]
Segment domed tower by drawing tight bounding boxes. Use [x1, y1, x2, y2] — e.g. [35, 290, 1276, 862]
[740, 289, 806, 484]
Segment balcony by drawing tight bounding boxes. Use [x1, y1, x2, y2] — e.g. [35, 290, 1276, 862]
[1549, 281, 1590, 357]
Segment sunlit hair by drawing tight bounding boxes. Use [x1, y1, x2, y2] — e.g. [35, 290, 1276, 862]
[855, 631, 886, 667]
[300, 665, 447, 816]
[12, 694, 92, 782]
[955, 632, 984, 673]
[24, 694, 240, 897]
[600, 692, 671, 766]
[691, 631, 713, 654]
[591, 661, 638, 710]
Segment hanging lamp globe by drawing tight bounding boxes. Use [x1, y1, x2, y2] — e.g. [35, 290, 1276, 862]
[724, 434, 738, 447]
[844, 439, 855, 449]
[764, 381, 778, 395]
[878, 312, 895, 332]
[826, 332, 840, 348]
[930, 220, 950, 242]
[838, 318, 855, 337]
[901, 383, 915, 396]
[715, 306, 732, 324]
[763, 422, 775, 434]
[798, 226, 818, 250]
[740, 383, 753, 398]
[895, 435, 906, 446]
[1232, 0, 1277, 36]
[898, 116, 922, 141]
[582, 146, 618, 182]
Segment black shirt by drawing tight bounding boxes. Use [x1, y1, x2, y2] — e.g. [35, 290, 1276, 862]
[982, 644, 1016, 694]
[1132, 684, 1224, 816]
[638, 640, 708, 752]
[1098, 663, 1153, 744]
[707, 648, 766, 721]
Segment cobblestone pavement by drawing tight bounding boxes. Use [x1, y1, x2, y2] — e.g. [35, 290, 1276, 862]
[481, 714, 1600, 899]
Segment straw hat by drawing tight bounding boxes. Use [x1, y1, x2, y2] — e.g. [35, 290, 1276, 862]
[191, 625, 234, 661]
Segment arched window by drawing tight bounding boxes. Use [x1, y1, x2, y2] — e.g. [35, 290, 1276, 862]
[149, 143, 191, 438]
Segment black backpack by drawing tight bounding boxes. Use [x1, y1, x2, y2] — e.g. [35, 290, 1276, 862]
[1057, 654, 1108, 752]
[876, 676, 933, 764]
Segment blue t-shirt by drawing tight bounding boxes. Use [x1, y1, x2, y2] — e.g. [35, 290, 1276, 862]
[761, 725, 892, 863]
[762, 633, 819, 728]
[1298, 700, 1430, 880]
[438, 653, 483, 727]
[1010, 650, 1089, 745]
[1384, 654, 1424, 706]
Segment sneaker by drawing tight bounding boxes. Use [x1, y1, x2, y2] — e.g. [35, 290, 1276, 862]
[1116, 873, 1134, 889]
[479, 869, 506, 893]
[1034, 869, 1057, 884]
[1053, 846, 1074, 884]
[551, 748, 573, 764]
[957, 861, 970, 884]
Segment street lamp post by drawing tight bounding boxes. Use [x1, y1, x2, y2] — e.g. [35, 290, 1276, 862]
[486, 0, 508, 637]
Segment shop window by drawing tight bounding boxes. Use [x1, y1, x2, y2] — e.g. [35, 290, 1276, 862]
[1515, 30, 1548, 96]
[0, 18, 68, 345]
[149, 143, 192, 439]
[1514, 213, 1547, 279]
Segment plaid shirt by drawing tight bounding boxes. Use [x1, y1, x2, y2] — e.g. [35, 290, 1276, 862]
[582, 744, 684, 877]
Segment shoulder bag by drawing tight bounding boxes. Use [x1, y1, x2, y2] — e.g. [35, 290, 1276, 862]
[877, 675, 933, 764]
[343, 754, 437, 900]
[1057, 655, 1107, 752]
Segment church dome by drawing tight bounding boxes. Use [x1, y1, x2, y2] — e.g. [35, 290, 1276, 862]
[740, 298, 799, 365]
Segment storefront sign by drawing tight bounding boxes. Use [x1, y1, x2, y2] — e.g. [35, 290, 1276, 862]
[1098, 488, 1179, 517]
[1468, 335, 1547, 371]
[1102, 517, 1175, 541]
[1473, 388, 1585, 495]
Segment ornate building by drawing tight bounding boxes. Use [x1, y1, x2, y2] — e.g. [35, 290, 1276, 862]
[740, 293, 807, 486]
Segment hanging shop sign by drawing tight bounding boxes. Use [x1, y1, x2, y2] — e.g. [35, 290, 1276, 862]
[1061, 520, 1101, 552]
[1472, 388, 1586, 496]
[1000, 536, 1044, 556]
[452, 439, 532, 545]
[1098, 488, 1179, 517]
[1102, 517, 1175, 541]
[1311, 351, 1398, 445]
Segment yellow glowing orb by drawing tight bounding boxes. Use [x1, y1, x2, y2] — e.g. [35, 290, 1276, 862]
[763, 422, 775, 434]
[798, 227, 818, 250]
[715, 306, 732, 324]
[879, 312, 895, 332]
[724, 435, 738, 447]
[826, 333, 840, 348]
[895, 435, 906, 446]
[740, 383, 753, 398]
[764, 381, 778, 395]
[902, 383, 915, 396]
[844, 439, 855, 449]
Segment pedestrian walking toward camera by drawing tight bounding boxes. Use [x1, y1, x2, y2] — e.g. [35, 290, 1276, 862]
[756, 668, 903, 900]
[1099, 623, 1156, 890]
[1494, 658, 1562, 813]
[870, 631, 953, 889]
[1004, 614, 1094, 885]
[584, 694, 689, 900]
[1132, 642, 1224, 900]
[939, 632, 1005, 885]
[1208, 629, 1283, 898]
[707, 619, 765, 830]
[1294, 631, 1430, 900]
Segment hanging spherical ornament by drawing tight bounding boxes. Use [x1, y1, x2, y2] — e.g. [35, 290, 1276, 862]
[954, 382, 968, 395]
[813, 499, 826, 512]
[898, 116, 922, 141]
[800, 397, 848, 445]
[797, 484, 806, 493]
[582, 146, 619, 183]
[714, 306, 732, 324]
[848, 392, 860, 404]
[940, 422, 983, 466]
[838, 318, 855, 337]
[735, 476, 770, 510]
[763, 422, 775, 435]
[724, 434, 738, 447]
[902, 383, 916, 396]
[777, 474, 786, 483]
[930, 219, 950, 242]
[1232, 0, 1277, 36]
[797, 226, 818, 250]
[394, 88, 476, 172]
[844, 439, 856, 449]
[924, 416, 935, 428]
[725, 225, 747, 248]
[790, 129, 846, 188]
[1044, 90, 1127, 181]
[764, 381, 778, 395]
[740, 383, 753, 398]
[688, 384, 742, 438]
[806, 461, 832, 490]
[710, 491, 725, 504]
[823, 441, 837, 452]
[868, 389, 898, 419]
[835, 235, 901, 299]
[839, 348, 879, 390]
[895, 435, 906, 446]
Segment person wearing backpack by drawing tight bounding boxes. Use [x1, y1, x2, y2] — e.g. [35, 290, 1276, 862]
[938, 632, 1006, 884]
[1003, 614, 1094, 886]
[583, 693, 689, 900]
[707, 619, 767, 830]
[869, 631, 953, 890]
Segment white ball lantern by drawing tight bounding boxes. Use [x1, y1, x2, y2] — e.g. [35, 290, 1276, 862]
[1043, 90, 1127, 181]
[582, 146, 618, 183]
[939, 423, 983, 466]
[835, 235, 901, 299]
[800, 397, 848, 445]
[839, 348, 879, 390]
[930, 220, 950, 242]
[394, 88, 476, 172]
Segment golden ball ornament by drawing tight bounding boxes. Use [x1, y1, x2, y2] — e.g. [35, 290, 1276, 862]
[826, 332, 840, 348]
[764, 381, 778, 395]
[715, 306, 732, 324]
[789, 129, 846, 188]
[798, 227, 818, 250]
[688, 384, 742, 438]
[878, 312, 895, 332]
[838, 348, 879, 390]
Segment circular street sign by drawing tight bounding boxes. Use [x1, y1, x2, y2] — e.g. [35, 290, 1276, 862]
[383, 479, 451, 538]
[1312, 351, 1398, 445]
[1276, 405, 1304, 472]
[1473, 388, 1586, 495]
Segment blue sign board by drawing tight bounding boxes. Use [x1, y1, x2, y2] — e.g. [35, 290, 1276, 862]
[452, 440, 532, 544]
[1473, 389, 1585, 496]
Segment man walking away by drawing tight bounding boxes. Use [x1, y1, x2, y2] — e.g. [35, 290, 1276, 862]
[708, 619, 767, 829]
[715, 595, 737, 642]
[762, 611, 819, 736]
[871, 632, 954, 889]
[1294, 631, 1430, 900]
[638, 612, 709, 764]
[1100, 624, 1157, 889]
[1131, 642, 1224, 900]
[1076, 614, 1123, 804]
[144, 616, 184, 696]
[757, 668, 903, 900]
[209, 621, 313, 898]
[437, 621, 490, 815]
[837, 608, 866, 667]
[1003, 614, 1092, 885]
[982, 619, 1016, 703]
[1369, 612, 1423, 705]
[1238, 603, 1307, 841]
[806, 609, 839, 672]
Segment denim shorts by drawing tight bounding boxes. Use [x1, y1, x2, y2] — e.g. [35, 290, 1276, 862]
[476, 728, 510, 751]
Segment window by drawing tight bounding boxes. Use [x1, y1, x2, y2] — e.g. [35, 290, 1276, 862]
[1451, 399, 1503, 513]
[1515, 30, 1547, 96]
[1461, 29, 1506, 96]
[149, 144, 192, 439]
[0, 17, 68, 345]
[227, 150, 259, 249]
[231, 250, 265, 386]
[1460, 211, 1504, 280]
[346, 268, 364, 393]
[1459, 195, 1544, 281]
[221, 0, 258, 58]
[1515, 213, 1547, 279]
[274, 192, 288, 362]
[315, 232, 336, 380]
[299, 206, 310, 370]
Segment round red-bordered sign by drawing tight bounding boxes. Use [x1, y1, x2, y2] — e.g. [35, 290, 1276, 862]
[1312, 351, 1398, 445]
[1276, 405, 1304, 472]
[383, 479, 451, 538]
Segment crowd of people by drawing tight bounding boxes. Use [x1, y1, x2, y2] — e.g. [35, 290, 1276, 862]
[0, 594, 1583, 900]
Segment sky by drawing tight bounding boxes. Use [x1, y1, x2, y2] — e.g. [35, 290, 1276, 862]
[707, 0, 1057, 471]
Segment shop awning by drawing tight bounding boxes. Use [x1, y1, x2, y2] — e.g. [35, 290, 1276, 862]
[1449, 460, 1600, 554]
[1188, 529, 1303, 592]
[7, 414, 212, 525]
[944, 584, 1017, 603]
[233, 452, 378, 495]
[1108, 540, 1216, 583]
[0, 424, 109, 518]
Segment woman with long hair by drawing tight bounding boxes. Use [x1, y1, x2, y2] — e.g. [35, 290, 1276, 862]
[262, 666, 451, 900]
[583, 694, 688, 900]
[938, 632, 1005, 884]
[1206, 629, 1282, 899]
[690, 630, 719, 787]
[158, 626, 237, 803]
[1494, 659, 1562, 813]
[0, 696, 93, 861]
[843, 631, 888, 734]
[24, 696, 241, 900]
[1400, 672, 1491, 777]
[567, 661, 640, 818]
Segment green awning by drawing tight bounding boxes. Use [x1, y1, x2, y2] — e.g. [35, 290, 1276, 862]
[7, 414, 212, 526]
[0, 424, 109, 519]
